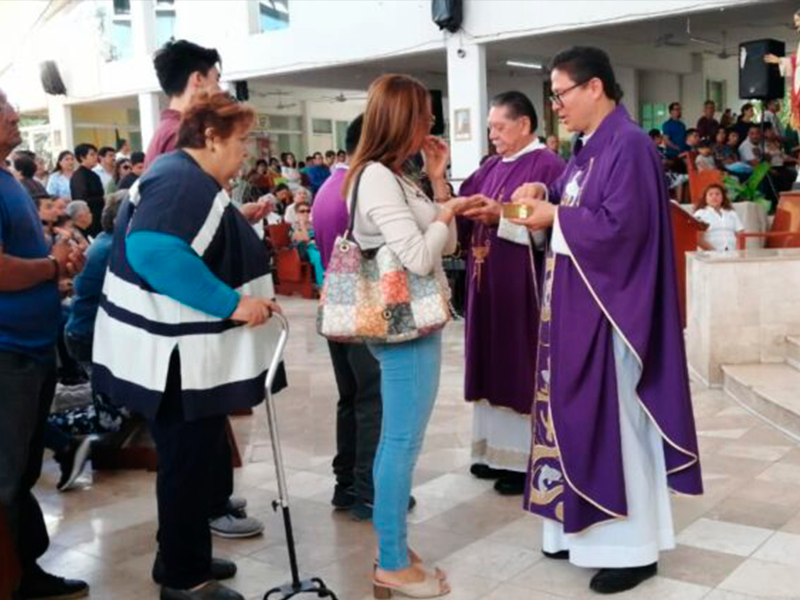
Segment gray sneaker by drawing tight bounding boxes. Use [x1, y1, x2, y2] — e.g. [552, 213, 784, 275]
[209, 514, 264, 539]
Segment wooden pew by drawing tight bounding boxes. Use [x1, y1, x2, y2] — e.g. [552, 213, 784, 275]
[670, 202, 708, 328]
[769, 191, 800, 248]
[0, 504, 20, 600]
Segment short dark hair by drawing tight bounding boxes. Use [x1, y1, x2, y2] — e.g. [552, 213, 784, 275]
[749, 123, 762, 131]
[74, 143, 97, 162]
[313, 152, 323, 159]
[686, 128, 698, 137]
[550, 46, 623, 103]
[116, 138, 128, 151]
[13, 155, 36, 178]
[274, 183, 290, 193]
[98, 146, 115, 158]
[491, 90, 538, 134]
[130, 151, 145, 165]
[648, 128, 661, 139]
[255, 159, 268, 168]
[669, 102, 681, 112]
[177, 93, 254, 149]
[337, 149, 346, 156]
[325, 150, 336, 159]
[704, 100, 715, 107]
[345, 114, 364, 155]
[153, 39, 222, 97]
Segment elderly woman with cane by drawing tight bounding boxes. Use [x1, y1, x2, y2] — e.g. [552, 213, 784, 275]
[93, 92, 281, 600]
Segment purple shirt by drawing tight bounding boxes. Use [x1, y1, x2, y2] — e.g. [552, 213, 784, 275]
[144, 109, 181, 171]
[311, 165, 349, 269]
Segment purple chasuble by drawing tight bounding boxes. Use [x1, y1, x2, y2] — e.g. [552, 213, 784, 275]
[459, 148, 565, 414]
[525, 105, 703, 533]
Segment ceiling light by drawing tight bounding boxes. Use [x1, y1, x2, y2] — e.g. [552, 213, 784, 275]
[506, 60, 543, 70]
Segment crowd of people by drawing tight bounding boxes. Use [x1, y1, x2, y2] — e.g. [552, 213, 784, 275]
[0, 39, 710, 600]
[650, 98, 798, 207]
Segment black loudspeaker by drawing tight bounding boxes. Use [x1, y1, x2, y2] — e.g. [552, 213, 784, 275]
[234, 80, 249, 102]
[429, 90, 445, 135]
[739, 39, 785, 100]
[432, 0, 463, 33]
[40, 61, 67, 95]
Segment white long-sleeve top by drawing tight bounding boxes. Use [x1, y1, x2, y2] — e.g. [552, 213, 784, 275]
[349, 162, 457, 277]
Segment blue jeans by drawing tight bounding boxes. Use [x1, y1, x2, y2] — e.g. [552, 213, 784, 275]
[368, 332, 442, 571]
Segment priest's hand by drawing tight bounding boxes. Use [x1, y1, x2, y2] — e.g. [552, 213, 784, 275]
[764, 53, 781, 65]
[509, 200, 557, 232]
[462, 194, 501, 225]
[422, 135, 450, 181]
[511, 183, 548, 202]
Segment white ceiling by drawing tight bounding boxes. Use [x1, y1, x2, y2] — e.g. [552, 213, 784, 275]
[249, 0, 798, 94]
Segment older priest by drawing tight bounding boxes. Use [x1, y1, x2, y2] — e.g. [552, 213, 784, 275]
[511, 47, 702, 595]
[458, 92, 565, 495]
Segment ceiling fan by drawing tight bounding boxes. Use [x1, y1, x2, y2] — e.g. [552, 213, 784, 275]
[318, 92, 368, 103]
[702, 31, 733, 59]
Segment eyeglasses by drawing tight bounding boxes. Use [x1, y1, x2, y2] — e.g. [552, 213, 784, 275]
[549, 80, 588, 108]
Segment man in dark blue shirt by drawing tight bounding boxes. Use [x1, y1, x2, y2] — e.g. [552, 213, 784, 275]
[662, 101, 688, 160]
[0, 89, 88, 599]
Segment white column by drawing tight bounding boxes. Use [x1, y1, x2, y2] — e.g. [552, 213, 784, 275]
[138, 92, 161, 151]
[300, 100, 312, 158]
[47, 97, 73, 152]
[131, 0, 157, 58]
[446, 38, 488, 185]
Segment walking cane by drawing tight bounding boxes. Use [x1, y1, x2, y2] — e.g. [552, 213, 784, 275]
[262, 313, 338, 600]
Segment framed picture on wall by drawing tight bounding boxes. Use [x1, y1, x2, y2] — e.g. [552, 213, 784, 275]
[454, 108, 471, 141]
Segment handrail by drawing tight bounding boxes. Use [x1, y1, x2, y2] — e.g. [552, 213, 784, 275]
[736, 231, 800, 250]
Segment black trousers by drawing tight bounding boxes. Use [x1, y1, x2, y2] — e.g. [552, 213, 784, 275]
[149, 352, 231, 590]
[327, 341, 382, 504]
[0, 351, 56, 590]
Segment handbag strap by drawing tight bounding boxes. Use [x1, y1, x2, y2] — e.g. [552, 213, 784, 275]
[345, 164, 370, 242]
[345, 163, 414, 242]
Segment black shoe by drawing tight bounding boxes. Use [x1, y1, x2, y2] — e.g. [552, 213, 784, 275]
[55, 437, 92, 492]
[350, 495, 417, 522]
[18, 566, 89, 599]
[331, 485, 355, 511]
[470, 463, 506, 480]
[160, 581, 244, 600]
[152, 553, 237, 585]
[494, 472, 525, 496]
[589, 563, 658, 594]
[542, 549, 570, 560]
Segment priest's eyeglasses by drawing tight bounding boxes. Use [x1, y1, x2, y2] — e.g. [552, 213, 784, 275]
[549, 81, 588, 108]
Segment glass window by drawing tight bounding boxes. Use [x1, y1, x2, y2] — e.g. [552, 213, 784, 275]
[156, 12, 176, 46]
[111, 20, 134, 61]
[639, 103, 668, 132]
[259, 0, 289, 33]
[113, 0, 131, 15]
[312, 118, 333, 135]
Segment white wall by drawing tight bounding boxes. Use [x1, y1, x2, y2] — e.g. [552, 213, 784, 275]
[639, 71, 682, 106]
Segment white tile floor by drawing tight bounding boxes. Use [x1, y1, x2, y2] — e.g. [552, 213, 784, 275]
[33, 297, 800, 599]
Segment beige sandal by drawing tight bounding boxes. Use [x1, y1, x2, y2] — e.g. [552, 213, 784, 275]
[373, 571, 450, 598]
[373, 552, 447, 582]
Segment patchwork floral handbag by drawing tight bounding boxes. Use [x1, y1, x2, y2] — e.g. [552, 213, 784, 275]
[317, 165, 451, 344]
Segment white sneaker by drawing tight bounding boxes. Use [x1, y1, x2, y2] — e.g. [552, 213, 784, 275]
[209, 513, 264, 539]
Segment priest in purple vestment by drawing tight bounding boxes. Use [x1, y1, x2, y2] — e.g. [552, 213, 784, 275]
[458, 91, 565, 496]
[510, 46, 703, 595]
